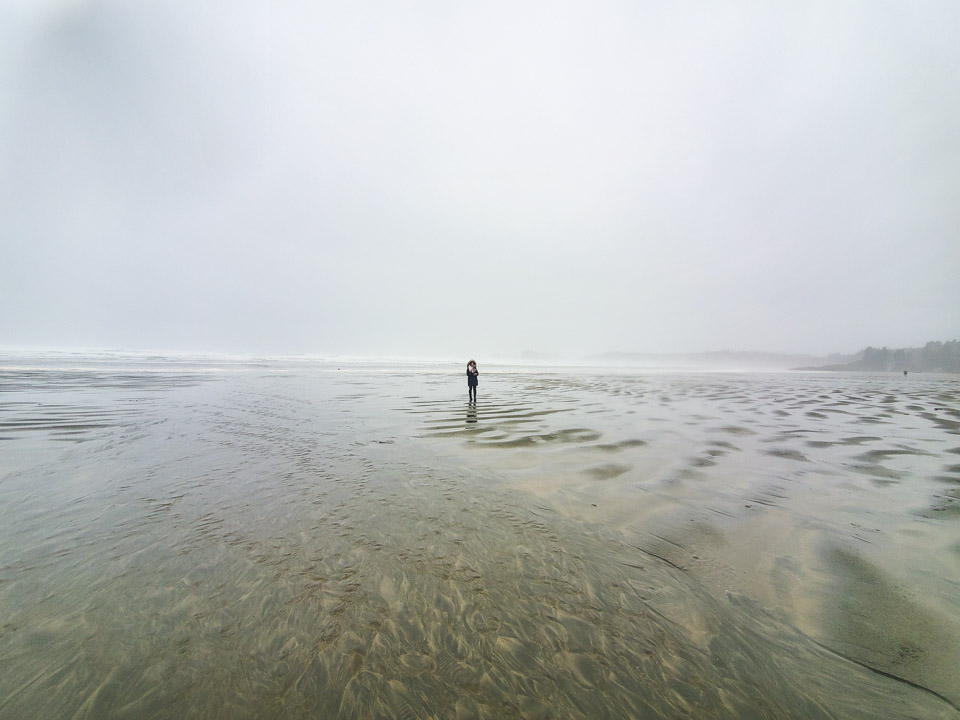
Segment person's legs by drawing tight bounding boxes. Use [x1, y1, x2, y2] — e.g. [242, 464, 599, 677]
[469, 386, 476, 402]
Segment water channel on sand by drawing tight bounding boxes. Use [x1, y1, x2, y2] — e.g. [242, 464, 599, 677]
[1, 355, 958, 718]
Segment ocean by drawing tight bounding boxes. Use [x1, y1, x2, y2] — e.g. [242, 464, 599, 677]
[1, 353, 958, 719]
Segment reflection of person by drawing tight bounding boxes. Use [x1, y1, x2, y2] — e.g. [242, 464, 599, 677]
[467, 360, 479, 403]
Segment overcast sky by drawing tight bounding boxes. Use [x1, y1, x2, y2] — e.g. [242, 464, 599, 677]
[1, 1, 957, 360]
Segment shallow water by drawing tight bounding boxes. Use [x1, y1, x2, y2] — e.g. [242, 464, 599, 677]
[1, 356, 958, 718]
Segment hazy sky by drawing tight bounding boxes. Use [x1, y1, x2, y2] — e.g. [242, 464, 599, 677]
[1, 1, 958, 360]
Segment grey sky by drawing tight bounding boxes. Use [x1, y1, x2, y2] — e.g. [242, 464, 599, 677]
[1, 1, 958, 360]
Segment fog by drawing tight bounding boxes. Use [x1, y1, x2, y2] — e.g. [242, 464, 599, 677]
[2, 1, 958, 361]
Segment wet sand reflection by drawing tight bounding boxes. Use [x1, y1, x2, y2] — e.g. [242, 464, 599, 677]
[0, 363, 958, 718]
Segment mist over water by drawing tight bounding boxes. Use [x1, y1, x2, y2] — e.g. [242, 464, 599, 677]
[1, 354, 958, 718]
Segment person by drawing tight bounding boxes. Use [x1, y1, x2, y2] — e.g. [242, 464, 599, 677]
[467, 360, 479, 403]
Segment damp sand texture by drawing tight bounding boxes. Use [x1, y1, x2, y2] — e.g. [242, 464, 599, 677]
[1, 357, 959, 719]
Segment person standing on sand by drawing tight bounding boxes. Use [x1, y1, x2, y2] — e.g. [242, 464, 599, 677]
[467, 360, 479, 403]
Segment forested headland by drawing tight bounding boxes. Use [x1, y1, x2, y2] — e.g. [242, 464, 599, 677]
[798, 341, 960, 372]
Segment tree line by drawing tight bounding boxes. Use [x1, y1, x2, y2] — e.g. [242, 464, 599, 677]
[851, 341, 960, 372]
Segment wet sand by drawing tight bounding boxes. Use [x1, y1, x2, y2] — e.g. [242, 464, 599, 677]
[418, 371, 960, 700]
[1, 356, 958, 718]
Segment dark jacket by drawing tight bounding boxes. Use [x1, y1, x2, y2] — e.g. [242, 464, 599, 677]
[467, 368, 479, 387]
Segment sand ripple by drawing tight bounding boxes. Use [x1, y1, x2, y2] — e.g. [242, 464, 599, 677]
[1, 362, 958, 718]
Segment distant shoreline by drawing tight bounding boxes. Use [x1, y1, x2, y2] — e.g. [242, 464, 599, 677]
[792, 340, 959, 373]
[2, 340, 957, 373]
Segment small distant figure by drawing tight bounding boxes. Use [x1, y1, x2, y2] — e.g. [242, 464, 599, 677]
[903, 370, 908, 376]
[467, 360, 479, 403]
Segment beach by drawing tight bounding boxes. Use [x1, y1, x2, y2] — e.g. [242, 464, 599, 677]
[1, 355, 958, 718]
